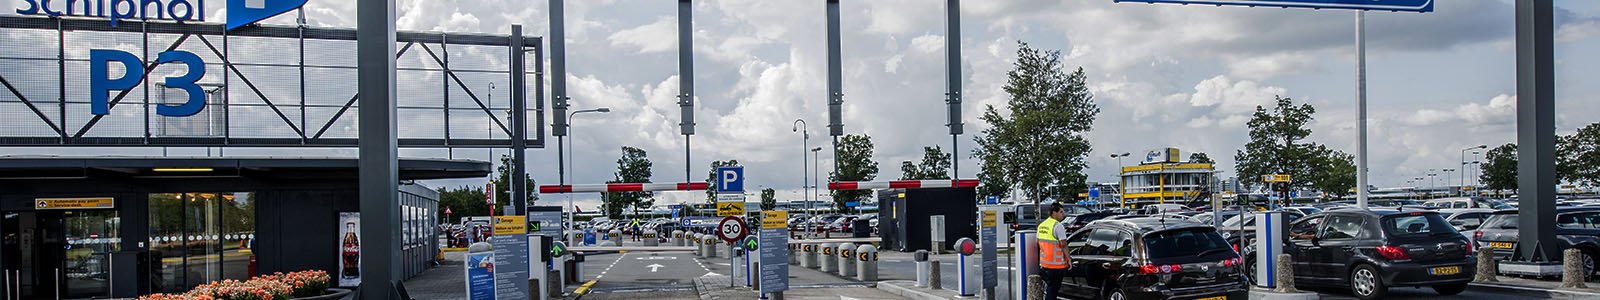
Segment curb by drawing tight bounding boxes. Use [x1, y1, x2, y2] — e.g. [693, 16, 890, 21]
[1469, 281, 1600, 298]
[875, 280, 953, 300]
[572, 279, 598, 296]
[1247, 287, 1318, 300]
[440, 247, 467, 252]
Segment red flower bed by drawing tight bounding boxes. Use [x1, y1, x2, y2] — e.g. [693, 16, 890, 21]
[139, 270, 332, 300]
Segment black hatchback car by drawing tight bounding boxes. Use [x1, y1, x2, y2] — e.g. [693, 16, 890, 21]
[1264, 209, 1475, 300]
[1473, 206, 1600, 280]
[1060, 217, 1248, 300]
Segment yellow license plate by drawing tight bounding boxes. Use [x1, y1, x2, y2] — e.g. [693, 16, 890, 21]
[1489, 242, 1515, 249]
[1195, 297, 1226, 300]
[1430, 266, 1461, 276]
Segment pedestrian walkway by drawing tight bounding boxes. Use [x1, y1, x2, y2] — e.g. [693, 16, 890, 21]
[695, 274, 904, 300]
[403, 251, 466, 300]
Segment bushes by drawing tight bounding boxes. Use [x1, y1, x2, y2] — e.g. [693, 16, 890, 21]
[138, 270, 331, 300]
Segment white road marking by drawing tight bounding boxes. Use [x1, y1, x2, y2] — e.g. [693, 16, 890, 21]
[647, 264, 664, 272]
[599, 252, 629, 276]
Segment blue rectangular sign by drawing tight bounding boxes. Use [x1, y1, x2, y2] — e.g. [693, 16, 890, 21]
[716, 166, 745, 193]
[845, 201, 860, 208]
[1114, 0, 1433, 12]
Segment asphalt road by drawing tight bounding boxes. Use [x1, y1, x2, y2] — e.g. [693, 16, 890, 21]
[577, 251, 704, 298]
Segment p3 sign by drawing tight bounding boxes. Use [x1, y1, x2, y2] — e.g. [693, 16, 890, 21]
[715, 166, 744, 193]
[89, 49, 207, 117]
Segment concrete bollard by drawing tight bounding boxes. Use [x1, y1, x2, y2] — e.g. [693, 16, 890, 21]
[673, 230, 685, 246]
[856, 244, 878, 281]
[705, 237, 719, 258]
[753, 261, 762, 291]
[820, 243, 838, 273]
[803, 244, 820, 268]
[568, 231, 582, 248]
[1026, 275, 1044, 300]
[608, 229, 623, 247]
[928, 259, 942, 290]
[838, 243, 856, 277]
[914, 250, 931, 287]
[790, 244, 800, 265]
[1563, 248, 1588, 289]
[691, 233, 703, 256]
[1273, 254, 1299, 293]
[643, 230, 659, 246]
[1475, 246, 1498, 282]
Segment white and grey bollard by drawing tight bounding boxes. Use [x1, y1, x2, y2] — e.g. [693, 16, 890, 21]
[790, 244, 800, 265]
[705, 237, 719, 258]
[643, 230, 659, 247]
[928, 259, 942, 290]
[856, 244, 878, 281]
[608, 229, 623, 247]
[673, 230, 685, 246]
[838, 243, 856, 277]
[820, 243, 838, 273]
[692, 233, 704, 257]
[914, 250, 931, 287]
[803, 244, 820, 268]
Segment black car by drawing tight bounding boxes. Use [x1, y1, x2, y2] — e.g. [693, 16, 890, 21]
[1473, 207, 1600, 280]
[1060, 211, 1123, 232]
[1059, 217, 1248, 300]
[1258, 209, 1474, 300]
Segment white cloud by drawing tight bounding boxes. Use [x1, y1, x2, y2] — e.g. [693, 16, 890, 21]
[609, 18, 678, 54]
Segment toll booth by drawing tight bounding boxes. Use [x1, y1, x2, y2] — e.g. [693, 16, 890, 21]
[878, 188, 978, 252]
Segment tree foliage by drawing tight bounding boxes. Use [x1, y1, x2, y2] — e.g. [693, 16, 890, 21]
[1559, 123, 1600, 187]
[1481, 143, 1518, 192]
[705, 160, 742, 203]
[1232, 96, 1356, 197]
[900, 146, 953, 180]
[1307, 145, 1357, 198]
[829, 134, 880, 212]
[1189, 152, 1215, 164]
[437, 186, 488, 222]
[760, 188, 777, 211]
[492, 154, 538, 211]
[603, 146, 654, 219]
[974, 41, 1099, 203]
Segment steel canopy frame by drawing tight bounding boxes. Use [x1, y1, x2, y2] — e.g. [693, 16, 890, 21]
[0, 16, 545, 149]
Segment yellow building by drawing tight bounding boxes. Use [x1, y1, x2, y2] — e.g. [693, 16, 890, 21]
[1119, 148, 1215, 207]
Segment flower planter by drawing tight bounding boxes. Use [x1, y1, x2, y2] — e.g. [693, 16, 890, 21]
[291, 288, 351, 300]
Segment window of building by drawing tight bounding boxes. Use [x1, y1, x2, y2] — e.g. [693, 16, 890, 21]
[148, 192, 255, 294]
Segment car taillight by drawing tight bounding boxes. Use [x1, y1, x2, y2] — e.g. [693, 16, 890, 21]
[1465, 243, 1474, 257]
[1473, 231, 1483, 244]
[1376, 245, 1411, 261]
[1139, 264, 1183, 274]
[1221, 257, 1242, 267]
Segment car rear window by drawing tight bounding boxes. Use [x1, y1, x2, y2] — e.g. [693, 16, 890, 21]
[1482, 214, 1518, 230]
[1143, 228, 1232, 259]
[1382, 213, 1456, 237]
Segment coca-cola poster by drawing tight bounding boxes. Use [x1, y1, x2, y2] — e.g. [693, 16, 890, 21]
[338, 212, 362, 287]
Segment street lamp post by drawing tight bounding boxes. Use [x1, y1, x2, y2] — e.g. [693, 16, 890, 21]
[1460, 145, 1487, 197]
[792, 119, 810, 238]
[1110, 152, 1131, 208]
[566, 108, 611, 229]
[1442, 168, 1456, 196]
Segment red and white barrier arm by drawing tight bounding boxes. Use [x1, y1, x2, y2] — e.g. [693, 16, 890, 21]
[826, 179, 979, 190]
[538, 182, 710, 194]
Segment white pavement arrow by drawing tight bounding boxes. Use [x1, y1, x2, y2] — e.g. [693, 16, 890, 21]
[647, 264, 664, 272]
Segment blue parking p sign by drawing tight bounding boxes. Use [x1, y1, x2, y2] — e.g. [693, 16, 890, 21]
[716, 166, 745, 193]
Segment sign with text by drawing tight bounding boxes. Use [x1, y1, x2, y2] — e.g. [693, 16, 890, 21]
[762, 211, 788, 229]
[465, 251, 496, 300]
[527, 207, 564, 237]
[717, 194, 747, 217]
[758, 223, 789, 293]
[34, 198, 114, 210]
[1113, 0, 1433, 12]
[490, 233, 528, 300]
[980, 210, 998, 288]
[492, 216, 527, 235]
[1262, 174, 1292, 183]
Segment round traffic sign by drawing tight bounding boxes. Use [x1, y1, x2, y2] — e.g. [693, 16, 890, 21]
[551, 241, 568, 257]
[744, 236, 759, 251]
[955, 238, 977, 256]
[716, 216, 747, 243]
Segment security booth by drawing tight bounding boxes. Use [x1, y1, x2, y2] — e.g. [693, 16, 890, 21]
[0, 156, 489, 299]
[878, 187, 978, 252]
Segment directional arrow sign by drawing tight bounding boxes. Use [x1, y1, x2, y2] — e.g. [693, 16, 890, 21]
[744, 236, 759, 251]
[550, 241, 567, 258]
[1113, 0, 1433, 12]
[647, 264, 664, 272]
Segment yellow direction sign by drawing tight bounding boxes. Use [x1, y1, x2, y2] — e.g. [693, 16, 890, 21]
[492, 216, 527, 235]
[762, 211, 788, 229]
[35, 198, 114, 210]
[717, 201, 745, 217]
[981, 210, 997, 227]
[1262, 174, 1292, 183]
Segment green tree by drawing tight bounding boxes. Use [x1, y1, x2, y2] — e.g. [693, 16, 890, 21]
[1481, 143, 1519, 193]
[704, 160, 742, 203]
[1559, 123, 1600, 187]
[1307, 145, 1357, 198]
[973, 41, 1099, 203]
[829, 134, 880, 212]
[603, 146, 654, 219]
[1234, 96, 1318, 195]
[760, 188, 777, 211]
[437, 186, 488, 222]
[492, 154, 538, 211]
[1189, 152, 1215, 164]
[899, 146, 953, 180]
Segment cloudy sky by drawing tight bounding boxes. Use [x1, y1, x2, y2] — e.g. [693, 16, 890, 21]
[5, 0, 1600, 210]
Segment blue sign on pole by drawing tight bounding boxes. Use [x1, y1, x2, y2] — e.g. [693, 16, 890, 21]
[715, 166, 745, 193]
[1088, 187, 1101, 199]
[845, 201, 860, 208]
[464, 251, 496, 300]
[1113, 0, 1433, 12]
[985, 195, 999, 205]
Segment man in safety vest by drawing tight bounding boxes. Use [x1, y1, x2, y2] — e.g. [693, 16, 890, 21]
[1037, 203, 1071, 300]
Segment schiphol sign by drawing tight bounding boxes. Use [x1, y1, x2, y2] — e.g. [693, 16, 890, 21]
[16, 0, 308, 117]
[1114, 0, 1433, 13]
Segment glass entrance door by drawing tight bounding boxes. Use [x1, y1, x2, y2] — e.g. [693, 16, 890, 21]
[2, 209, 119, 300]
[61, 210, 119, 299]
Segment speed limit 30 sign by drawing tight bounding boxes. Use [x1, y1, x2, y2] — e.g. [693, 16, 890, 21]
[716, 216, 748, 243]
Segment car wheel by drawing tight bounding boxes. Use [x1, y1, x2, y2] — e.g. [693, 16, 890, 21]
[1432, 283, 1468, 295]
[1105, 286, 1126, 300]
[1583, 249, 1597, 281]
[1350, 264, 1388, 300]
